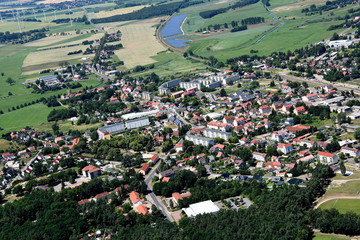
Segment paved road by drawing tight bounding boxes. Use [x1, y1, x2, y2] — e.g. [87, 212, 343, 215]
[4, 150, 41, 192]
[144, 161, 174, 222]
[279, 72, 360, 95]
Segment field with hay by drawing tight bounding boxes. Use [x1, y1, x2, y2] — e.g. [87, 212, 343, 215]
[114, 21, 166, 69]
[90, 5, 149, 19]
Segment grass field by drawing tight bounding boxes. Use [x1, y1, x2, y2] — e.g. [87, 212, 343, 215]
[34, 120, 101, 134]
[114, 21, 166, 69]
[313, 234, 354, 240]
[325, 180, 360, 197]
[319, 199, 360, 214]
[0, 103, 63, 135]
[332, 172, 360, 180]
[131, 51, 207, 77]
[0, 139, 23, 151]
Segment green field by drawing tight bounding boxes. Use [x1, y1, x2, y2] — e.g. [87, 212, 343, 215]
[0, 103, 63, 135]
[131, 51, 207, 77]
[181, 0, 353, 60]
[34, 120, 101, 134]
[319, 199, 360, 215]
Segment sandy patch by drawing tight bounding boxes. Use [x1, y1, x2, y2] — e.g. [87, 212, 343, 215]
[36, 0, 75, 5]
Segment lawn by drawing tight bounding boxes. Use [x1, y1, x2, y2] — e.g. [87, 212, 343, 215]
[0, 139, 23, 151]
[319, 199, 360, 215]
[0, 103, 63, 135]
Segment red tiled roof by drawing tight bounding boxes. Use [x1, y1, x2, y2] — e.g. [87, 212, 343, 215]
[317, 151, 335, 158]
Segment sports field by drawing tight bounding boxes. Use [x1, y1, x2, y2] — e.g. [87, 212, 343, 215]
[325, 180, 360, 197]
[114, 21, 166, 68]
[319, 199, 360, 215]
[313, 234, 354, 240]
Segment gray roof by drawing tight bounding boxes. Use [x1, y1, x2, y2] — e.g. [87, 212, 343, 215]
[99, 123, 125, 134]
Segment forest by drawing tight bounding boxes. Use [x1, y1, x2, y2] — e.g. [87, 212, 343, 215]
[2, 164, 357, 240]
[199, 0, 260, 19]
[92, 0, 203, 23]
[0, 28, 48, 44]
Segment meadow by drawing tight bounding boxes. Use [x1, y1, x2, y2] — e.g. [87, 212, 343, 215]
[0, 103, 63, 135]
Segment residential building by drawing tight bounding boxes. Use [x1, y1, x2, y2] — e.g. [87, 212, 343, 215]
[252, 152, 267, 161]
[185, 134, 215, 147]
[317, 151, 338, 164]
[340, 147, 360, 157]
[203, 128, 232, 141]
[277, 143, 293, 154]
[82, 165, 102, 179]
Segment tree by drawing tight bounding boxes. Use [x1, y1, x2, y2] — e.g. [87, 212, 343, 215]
[90, 131, 99, 141]
[316, 132, 326, 141]
[339, 161, 346, 176]
[354, 128, 360, 140]
[220, 88, 227, 97]
[6, 77, 15, 85]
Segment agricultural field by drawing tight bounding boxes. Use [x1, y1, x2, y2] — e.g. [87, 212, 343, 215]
[131, 51, 207, 77]
[319, 199, 360, 215]
[114, 20, 167, 69]
[0, 103, 63, 135]
[90, 5, 149, 19]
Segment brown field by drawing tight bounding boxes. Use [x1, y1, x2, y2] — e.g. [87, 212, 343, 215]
[39, 33, 104, 49]
[22, 45, 94, 74]
[272, 0, 329, 12]
[113, 21, 166, 69]
[91, 5, 149, 19]
[36, 0, 75, 5]
[25, 32, 80, 47]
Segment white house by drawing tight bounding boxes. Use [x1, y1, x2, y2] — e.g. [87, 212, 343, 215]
[340, 147, 360, 158]
[317, 151, 338, 164]
[252, 152, 267, 161]
[277, 143, 293, 154]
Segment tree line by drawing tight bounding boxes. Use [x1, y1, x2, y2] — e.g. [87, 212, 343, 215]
[199, 0, 259, 19]
[92, 0, 203, 24]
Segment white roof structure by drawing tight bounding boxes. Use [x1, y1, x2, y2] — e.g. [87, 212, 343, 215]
[121, 110, 159, 120]
[183, 200, 220, 217]
[204, 112, 222, 119]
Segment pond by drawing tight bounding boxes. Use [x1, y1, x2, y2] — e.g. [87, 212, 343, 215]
[161, 14, 190, 48]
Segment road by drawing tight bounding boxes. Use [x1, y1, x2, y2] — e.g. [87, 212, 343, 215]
[144, 161, 174, 222]
[4, 150, 41, 192]
[279, 72, 360, 95]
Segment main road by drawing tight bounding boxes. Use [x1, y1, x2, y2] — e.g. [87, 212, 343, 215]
[279, 72, 360, 95]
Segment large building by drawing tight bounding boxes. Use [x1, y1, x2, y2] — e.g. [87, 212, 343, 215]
[317, 151, 338, 164]
[203, 128, 232, 141]
[82, 165, 102, 179]
[183, 200, 220, 217]
[185, 134, 214, 147]
[97, 118, 150, 139]
[159, 79, 181, 95]
[328, 39, 354, 49]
